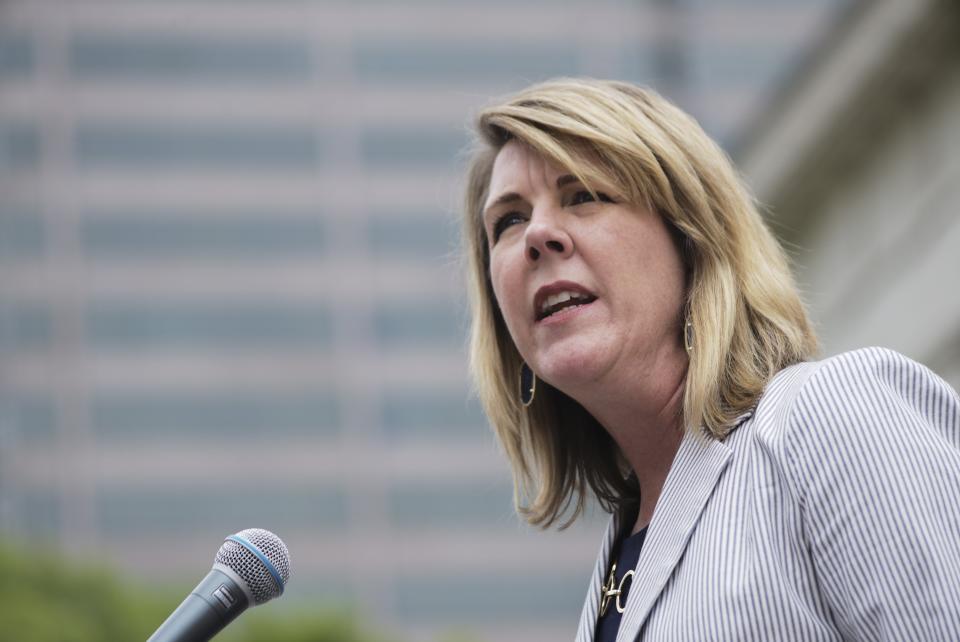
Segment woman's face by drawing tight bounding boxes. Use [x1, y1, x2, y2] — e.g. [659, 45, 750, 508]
[483, 140, 687, 393]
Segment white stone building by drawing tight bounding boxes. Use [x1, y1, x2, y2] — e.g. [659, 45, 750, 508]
[738, 0, 960, 391]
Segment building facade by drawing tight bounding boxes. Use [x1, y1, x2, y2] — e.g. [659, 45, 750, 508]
[0, 1, 846, 640]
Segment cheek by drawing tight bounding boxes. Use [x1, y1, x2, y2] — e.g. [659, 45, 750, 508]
[488, 254, 527, 338]
[600, 219, 686, 316]
[636, 232, 686, 319]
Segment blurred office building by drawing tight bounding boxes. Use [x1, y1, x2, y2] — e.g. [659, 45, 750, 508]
[1, 1, 852, 640]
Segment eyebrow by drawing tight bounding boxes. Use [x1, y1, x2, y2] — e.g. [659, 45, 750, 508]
[483, 192, 523, 217]
[483, 174, 581, 217]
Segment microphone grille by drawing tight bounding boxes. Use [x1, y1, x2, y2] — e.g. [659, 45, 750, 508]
[215, 528, 291, 604]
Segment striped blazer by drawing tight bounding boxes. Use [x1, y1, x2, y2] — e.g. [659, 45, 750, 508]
[575, 347, 960, 642]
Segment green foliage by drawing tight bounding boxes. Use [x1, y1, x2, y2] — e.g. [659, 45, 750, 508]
[0, 539, 392, 642]
[225, 607, 389, 642]
[0, 539, 165, 642]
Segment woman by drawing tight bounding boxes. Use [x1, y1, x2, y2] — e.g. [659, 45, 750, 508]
[461, 78, 960, 641]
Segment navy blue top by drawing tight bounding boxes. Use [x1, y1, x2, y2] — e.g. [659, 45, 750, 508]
[595, 526, 647, 642]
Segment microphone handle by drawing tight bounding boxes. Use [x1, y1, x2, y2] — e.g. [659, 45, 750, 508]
[148, 568, 250, 642]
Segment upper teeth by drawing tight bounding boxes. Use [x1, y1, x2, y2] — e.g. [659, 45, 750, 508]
[541, 291, 589, 314]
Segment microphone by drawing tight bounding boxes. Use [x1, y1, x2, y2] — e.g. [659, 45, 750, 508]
[147, 528, 291, 642]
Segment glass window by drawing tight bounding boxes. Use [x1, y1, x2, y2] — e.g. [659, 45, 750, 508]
[0, 33, 33, 78]
[0, 395, 57, 444]
[9, 491, 60, 538]
[87, 300, 332, 350]
[372, 300, 464, 348]
[0, 303, 51, 352]
[355, 42, 579, 84]
[92, 391, 339, 440]
[689, 45, 796, 88]
[82, 212, 325, 258]
[618, 47, 659, 86]
[75, 123, 321, 169]
[0, 207, 44, 259]
[366, 210, 456, 258]
[0, 122, 39, 171]
[380, 391, 486, 440]
[360, 128, 466, 169]
[70, 33, 312, 82]
[387, 482, 513, 528]
[96, 485, 348, 534]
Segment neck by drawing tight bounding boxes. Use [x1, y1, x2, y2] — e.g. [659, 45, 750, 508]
[573, 345, 688, 534]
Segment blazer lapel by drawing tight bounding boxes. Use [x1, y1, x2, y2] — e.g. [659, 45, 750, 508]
[574, 508, 623, 642]
[615, 431, 733, 642]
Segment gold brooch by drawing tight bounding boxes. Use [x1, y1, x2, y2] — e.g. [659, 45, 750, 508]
[599, 563, 635, 617]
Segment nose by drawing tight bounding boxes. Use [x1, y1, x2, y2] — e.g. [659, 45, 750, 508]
[524, 207, 573, 263]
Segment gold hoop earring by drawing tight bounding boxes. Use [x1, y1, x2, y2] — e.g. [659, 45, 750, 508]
[520, 362, 536, 407]
[684, 319, 694, 355]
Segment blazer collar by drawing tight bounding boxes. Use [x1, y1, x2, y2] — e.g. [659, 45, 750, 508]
[574, 420, 743, 642]
[615, 430, 733, 640]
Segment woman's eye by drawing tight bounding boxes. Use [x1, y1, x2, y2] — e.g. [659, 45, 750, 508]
[569, 190, 614, 206]
[492, 212, 525, 243]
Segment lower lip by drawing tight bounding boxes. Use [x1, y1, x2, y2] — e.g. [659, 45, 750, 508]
[536, 300, 596, 326]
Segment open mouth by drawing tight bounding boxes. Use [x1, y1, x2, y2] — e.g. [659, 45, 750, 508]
[536, 290, 598, 321]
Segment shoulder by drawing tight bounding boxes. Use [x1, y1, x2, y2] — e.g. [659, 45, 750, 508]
[743, 352, 960, 639]
[752, 346, 958, 442]
[749, 346, 960, 500]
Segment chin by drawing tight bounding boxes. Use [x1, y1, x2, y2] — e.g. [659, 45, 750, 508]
[534, 344, 607, 391]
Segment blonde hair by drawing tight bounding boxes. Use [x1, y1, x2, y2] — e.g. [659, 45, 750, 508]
[462, 78, 818, 528]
